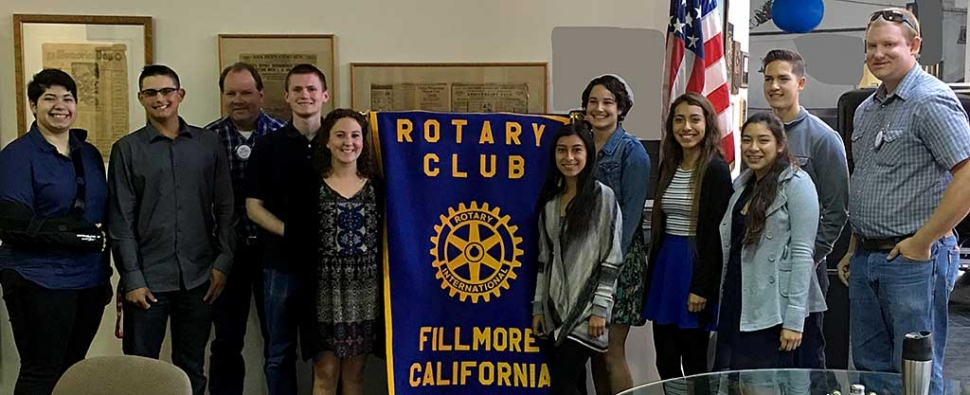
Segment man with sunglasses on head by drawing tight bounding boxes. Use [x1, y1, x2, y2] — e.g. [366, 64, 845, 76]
[839, 7, 970, 387]
[107, 64, 235, 395]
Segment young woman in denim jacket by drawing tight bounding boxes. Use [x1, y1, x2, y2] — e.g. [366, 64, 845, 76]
[643, 93, 733, 379]
[713, 112, 827, 370]
[582, 74, 651, 395]
[532, 122, 624, 395]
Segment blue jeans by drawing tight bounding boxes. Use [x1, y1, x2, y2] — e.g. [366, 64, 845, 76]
[263, 267, 306, 395]
[933, 238, 961, 393]
[850, 236, 958, 393]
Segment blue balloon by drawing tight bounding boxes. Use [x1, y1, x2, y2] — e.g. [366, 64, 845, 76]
[772, 0, 824, 33]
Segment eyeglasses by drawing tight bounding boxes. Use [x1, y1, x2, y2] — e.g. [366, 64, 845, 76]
[139, 87, 179, 97]
[869, 10, 920, 36]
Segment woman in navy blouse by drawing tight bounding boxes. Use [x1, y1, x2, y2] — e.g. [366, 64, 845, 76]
[0, 69, 111, 395]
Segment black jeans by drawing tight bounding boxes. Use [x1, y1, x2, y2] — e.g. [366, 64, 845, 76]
[549, 339, 595, 395]
[795, 262, 828, 369]
[653, 323, 710, 379]
[208, 241, 268, 395]
[122, 282, 212, 395]
[0, 270, 108, 395]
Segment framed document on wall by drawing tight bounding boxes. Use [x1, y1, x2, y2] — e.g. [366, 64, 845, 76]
[218, 34, 336, 121]
[13, 14, 153, 155]
[351, 62, 548, 113]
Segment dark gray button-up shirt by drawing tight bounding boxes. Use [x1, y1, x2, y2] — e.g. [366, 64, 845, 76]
[108, 118, 236, 292]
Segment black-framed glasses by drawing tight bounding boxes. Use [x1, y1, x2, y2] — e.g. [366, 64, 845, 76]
[869, 10, 920, 36]
[139, 87, 179, 97]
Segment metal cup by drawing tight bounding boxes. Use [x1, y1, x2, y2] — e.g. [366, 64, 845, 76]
[902, 331, 933, 395]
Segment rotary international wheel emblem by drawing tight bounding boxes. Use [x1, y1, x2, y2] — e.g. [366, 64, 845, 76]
[430, 201, 523, 303]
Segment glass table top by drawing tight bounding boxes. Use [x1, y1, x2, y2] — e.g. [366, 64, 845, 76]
[618, 369, 962, 395]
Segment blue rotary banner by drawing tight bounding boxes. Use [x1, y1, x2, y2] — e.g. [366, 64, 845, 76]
[372, 111, 569, 395]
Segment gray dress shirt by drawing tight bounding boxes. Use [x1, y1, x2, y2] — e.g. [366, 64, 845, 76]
[107, 118, 236, 293]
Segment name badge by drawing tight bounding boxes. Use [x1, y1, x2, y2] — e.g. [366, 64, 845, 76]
[236, 144, 252, 160]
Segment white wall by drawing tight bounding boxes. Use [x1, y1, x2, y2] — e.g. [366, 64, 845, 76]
[0, 0, 705, 394]
[0, 0, 672, 146]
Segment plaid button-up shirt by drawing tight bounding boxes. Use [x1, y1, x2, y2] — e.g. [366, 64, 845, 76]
[205, 111, 285, 240]
[850, 65, 970, 238]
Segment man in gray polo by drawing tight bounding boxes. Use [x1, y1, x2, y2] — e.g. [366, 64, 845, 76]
[839, 7, 970, 388]
[761, 48, 849, 369]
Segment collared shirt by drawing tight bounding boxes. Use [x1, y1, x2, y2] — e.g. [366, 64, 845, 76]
[594, 124, 651, 255]
[850, 65, 970, 238]
[107, 118, 236, 292]
[205, 111, 285, 240]
[784, 107, 849, 262]
[0, 124, 109, 289]
[244, 122, 320, 272]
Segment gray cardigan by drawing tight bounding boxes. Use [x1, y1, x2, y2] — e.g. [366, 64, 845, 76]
[532, 181, 624, 352]
[717, 166, 827, 333]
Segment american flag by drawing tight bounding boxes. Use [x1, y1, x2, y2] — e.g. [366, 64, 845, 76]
[662, 0, 735, 164]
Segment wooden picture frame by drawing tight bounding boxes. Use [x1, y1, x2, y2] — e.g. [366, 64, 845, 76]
[739, 97, 748, 127]
[731, 41, 743, 93]
[741, 51, 750, 88]
[13, 14, 153, 155]
[218, 34, 336, 121]
[350, 62, 548, 113]
[726, 23, 737, 95]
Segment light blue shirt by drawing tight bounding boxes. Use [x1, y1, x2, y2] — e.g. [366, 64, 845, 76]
[850, 64, 970, 238]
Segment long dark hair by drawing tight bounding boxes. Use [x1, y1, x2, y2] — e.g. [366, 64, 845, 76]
[537, 121, 600, 245]
[652, 93, 724, 241]
[741, 112, 798, 246]
[314, 109, 378, 179]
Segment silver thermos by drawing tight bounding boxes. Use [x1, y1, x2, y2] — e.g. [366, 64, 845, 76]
[902, 331, 933, 395]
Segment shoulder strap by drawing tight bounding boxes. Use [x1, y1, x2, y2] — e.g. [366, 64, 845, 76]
[71, 149, 86, 212]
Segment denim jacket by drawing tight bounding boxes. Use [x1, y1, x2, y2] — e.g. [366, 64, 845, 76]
[594, 125, 651, 255]
[718, 166, 827, 333]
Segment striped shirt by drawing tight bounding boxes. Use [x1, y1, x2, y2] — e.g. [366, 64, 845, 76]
[662, 166, 696, 236]
[850, 65, 970, 238]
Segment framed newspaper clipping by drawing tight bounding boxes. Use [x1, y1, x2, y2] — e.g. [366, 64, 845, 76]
[351, 62, 548, 113]
[218, 34, 336, 121]
[13, 14, 153, 155]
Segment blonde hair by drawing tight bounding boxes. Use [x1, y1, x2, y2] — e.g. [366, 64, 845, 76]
[868, 7, 921, 43]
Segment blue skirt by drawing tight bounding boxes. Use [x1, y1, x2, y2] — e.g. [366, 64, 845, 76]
[643, 234, 715, 330]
